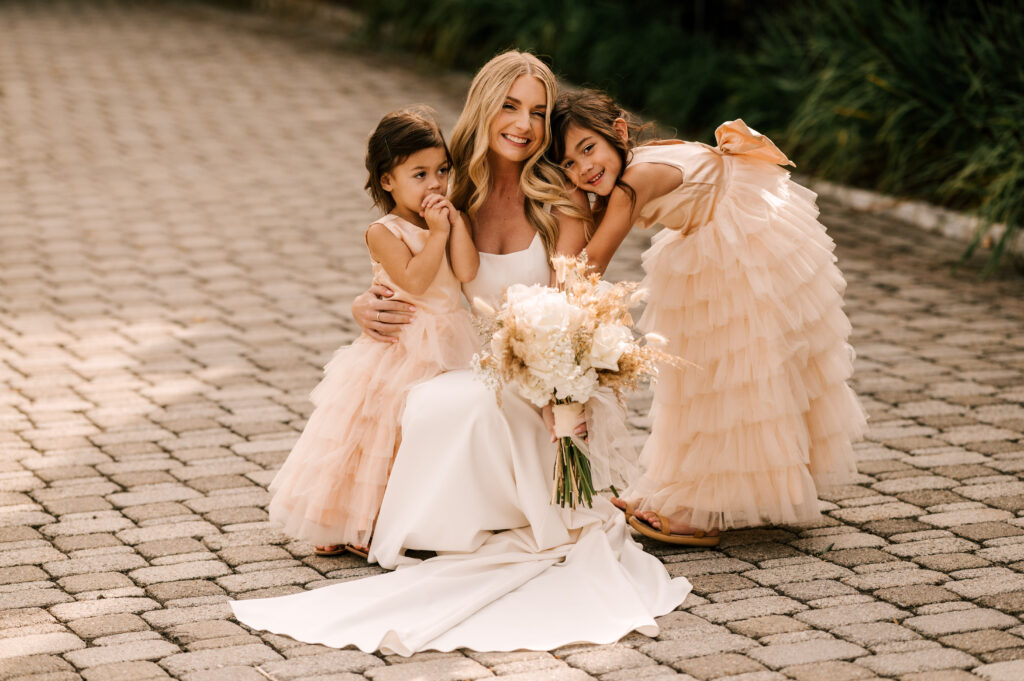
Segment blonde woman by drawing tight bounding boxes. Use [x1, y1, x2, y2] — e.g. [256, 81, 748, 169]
[232, 50, 690, 655]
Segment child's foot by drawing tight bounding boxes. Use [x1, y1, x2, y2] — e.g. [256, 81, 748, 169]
[628, 510, 721, 547]
[314, 544, 347, 556]
[610, 497, 635, 515]
[346, 544, 370, 560]
[633, 510, 719, 538]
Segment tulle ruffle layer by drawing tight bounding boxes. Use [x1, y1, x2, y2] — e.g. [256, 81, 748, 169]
[629, 155, 866, 530]
[269, 310, 479, 546]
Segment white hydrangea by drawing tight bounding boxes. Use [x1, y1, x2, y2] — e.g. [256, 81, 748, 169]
[499, 284, 600, 406]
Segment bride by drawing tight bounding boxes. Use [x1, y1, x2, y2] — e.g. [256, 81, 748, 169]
[231, 50, 690, 656]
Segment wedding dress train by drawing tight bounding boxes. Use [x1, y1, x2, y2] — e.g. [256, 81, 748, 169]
[231, 232, 691, 655]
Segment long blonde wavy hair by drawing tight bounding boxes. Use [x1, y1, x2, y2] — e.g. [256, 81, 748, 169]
[449, 50, 580, 256]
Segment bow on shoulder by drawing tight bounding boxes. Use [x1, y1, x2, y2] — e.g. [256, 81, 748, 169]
[714, 119, 794, 168]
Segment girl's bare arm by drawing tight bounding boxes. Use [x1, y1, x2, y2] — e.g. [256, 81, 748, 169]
[447, 210, 479, 283]
[366, 221, 449, 296]
[554, 189, 591, 257]
[583, 163, 682, 275]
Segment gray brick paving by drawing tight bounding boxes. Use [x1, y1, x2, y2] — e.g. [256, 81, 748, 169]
[1, 1, 1023, 679]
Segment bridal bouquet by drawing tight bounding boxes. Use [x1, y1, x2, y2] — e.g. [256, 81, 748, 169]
[473, 255, 683, 508]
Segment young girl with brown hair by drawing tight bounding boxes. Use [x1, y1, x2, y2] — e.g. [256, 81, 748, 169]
[551, 89, 867, 545]
[268, 107, 478, 558]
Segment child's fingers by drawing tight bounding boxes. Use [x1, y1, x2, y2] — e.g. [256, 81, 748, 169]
[418, 197, 435, 217]
[426, 204, 450, 225]
[421, 194, 445, 211]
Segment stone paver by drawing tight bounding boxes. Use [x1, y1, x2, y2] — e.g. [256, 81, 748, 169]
[1, 1, 1023, 679]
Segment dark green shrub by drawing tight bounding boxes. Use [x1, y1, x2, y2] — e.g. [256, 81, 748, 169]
[731, 0, 1023, 274]
[359, 0, 763, 137]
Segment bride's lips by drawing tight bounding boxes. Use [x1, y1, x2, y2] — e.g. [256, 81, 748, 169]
[502, 133, 530, 147]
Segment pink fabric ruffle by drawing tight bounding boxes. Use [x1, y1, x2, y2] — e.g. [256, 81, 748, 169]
[627, 151, 865, 531]
[268, 310, 479, 547]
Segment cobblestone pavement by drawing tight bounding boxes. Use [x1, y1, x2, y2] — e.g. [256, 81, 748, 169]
[2, 2, 1024, 680]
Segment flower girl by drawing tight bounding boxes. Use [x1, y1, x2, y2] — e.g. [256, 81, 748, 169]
[550, 90, 867, 545]
[268, 108, 479, 557]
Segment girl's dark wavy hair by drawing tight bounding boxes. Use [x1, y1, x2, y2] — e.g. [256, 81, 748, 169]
[365, 106, 451, 213]
[548, 89, 653, 207]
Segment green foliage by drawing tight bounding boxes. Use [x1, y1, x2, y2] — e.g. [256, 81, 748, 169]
[732, 0, 1024, 275]
[359, 0, 758, 137]
[361, 0, 1024, 273]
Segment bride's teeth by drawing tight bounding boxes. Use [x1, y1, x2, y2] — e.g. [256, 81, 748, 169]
[504, 134, 528, 144]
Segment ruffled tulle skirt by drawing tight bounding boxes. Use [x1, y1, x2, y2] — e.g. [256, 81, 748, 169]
[628, 155, 867, 530]
[268, 309, 479, 547]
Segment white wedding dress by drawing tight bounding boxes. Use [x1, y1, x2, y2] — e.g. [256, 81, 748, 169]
[231, 233, 691, 656]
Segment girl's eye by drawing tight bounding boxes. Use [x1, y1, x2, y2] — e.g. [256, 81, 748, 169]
[584, 144, 593, 154]
[414, 171, 426, 179]
[439, 166, 450, 175]
[562, 160, 574, 170]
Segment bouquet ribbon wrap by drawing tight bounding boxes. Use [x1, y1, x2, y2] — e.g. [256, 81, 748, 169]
[551, 402, 584, 438]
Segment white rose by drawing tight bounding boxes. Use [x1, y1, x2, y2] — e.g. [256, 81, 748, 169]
[503, 283, 543, 308]
[520, 289, 584, 338]
[588, 324, 634, 371]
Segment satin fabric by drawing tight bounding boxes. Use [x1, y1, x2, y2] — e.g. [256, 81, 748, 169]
[232, 226, 691, 655]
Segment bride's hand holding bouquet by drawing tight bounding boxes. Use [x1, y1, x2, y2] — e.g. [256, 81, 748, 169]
[473, 255, 686, 508]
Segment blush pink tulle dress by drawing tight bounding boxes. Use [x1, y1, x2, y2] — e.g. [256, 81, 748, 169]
[268, 213, 478, 548]
[625, 120, 868, 531]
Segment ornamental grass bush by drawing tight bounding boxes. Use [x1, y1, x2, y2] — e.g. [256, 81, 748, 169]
[730, 0, 1024, 275]
[359, 0, 1023, 273]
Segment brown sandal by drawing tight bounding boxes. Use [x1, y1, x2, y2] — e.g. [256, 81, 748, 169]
[345, 544, 369, 560]
[314, 544, 347, 556]
[628, 512, 721, 547]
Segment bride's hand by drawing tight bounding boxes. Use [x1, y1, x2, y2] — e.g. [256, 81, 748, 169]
[541, 404, 589, 443]
[352, 284, 415, 343]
